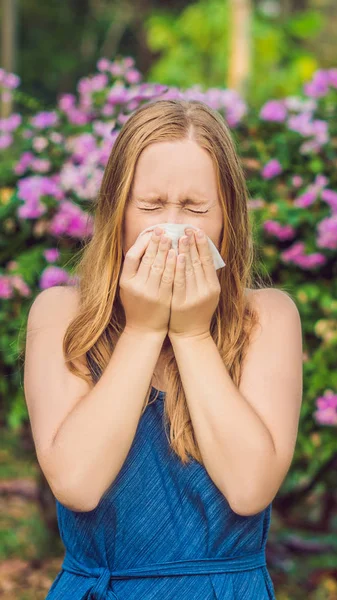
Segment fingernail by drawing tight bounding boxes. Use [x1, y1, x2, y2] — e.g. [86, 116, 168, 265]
[197, 230, 204, 238]
[155, 227, 163, 235]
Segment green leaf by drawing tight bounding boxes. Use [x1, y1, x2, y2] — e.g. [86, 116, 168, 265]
[287, 10, 325, 40]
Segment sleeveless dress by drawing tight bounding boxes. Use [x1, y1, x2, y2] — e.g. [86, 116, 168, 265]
[46, 387, 276, 599]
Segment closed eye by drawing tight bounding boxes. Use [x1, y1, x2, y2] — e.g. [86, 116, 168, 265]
[141, 208, 208, 214]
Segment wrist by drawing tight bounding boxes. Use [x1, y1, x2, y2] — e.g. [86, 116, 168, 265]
[168, 330, 212, 343]
[123, 325, 168, 341]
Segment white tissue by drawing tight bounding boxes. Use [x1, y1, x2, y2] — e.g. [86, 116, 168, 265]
[139, 223, 226, 270]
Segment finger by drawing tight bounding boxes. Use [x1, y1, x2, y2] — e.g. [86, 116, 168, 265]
[122, 230, 155, 278]
[137, 230, 170, 284]
[179, 235, 197, 300]
[173, 251, 186, 304]
[185, 230, 206, 293]
[161, 247, 177, 291]
[195, 229, 219, 285]
[135, 229, 161, 280]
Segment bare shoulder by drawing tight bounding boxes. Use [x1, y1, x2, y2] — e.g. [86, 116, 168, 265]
[244, 287, 301, 334]
[27, 284, 86, 371]
[28, 284, 80, 324]
[29, 283, 79, 307]
[245, 286, 299, 313]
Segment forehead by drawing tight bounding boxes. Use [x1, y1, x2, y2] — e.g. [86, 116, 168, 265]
[132, 140, 218, 198]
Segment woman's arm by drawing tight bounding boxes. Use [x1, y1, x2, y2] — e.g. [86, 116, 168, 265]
[169, 288, 303, 516]
[24, 286, 165, 512]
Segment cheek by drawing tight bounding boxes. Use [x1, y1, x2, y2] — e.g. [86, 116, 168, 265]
[122, 226, 151, 257]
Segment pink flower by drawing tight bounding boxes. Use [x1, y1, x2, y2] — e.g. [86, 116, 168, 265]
[44, 248, 60, 263]
[263, 220, 296, 240]
[30, 111, 59, 129]
[259, 100, 287, 122]
[292, 175, 303, 188]
[125, 69, 142, 85]
[39, 266, 73, 289]
[314, 391, 337, 426]
[97, 58, 111, 72]
[261, 159, 283, 179]
[0, 276, 13, 299]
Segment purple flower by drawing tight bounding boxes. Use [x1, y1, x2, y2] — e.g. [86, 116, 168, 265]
[0, 132, 13, 149]
[2, 72, 20, 89]
[93, 120, 116, 138]
[328, 68, 337, 88]
[39, 266, 73, 289]
[321, 189, 337, 211]
[294, 176, 328, 208]
[14, 151, 35, 175]
[281, 241, 327, 269]
[295, 253, 326, 268]
[32, 136, 48, 152]
[292, 175, 303, 188]
[90, 73, 108, 91]
[10, 275, 31, 297]
[259, 100, 287, 122]
[316, 214, 337, 250]
[125, 69, 142, 85]
[58, 93, 76, 112]
[16, 175, 64, 219]
[263, 220, 296, 240]
[314, 391, 337, 426]
[304, 69, 331, 98]
[0, 275, 13, 299]
[66, 108, 90, 126]
[49, 200, 94, 238]
[288, 112, 313, 136]
[44, 248, 60, 262]
[31, 158, 51, 173]
[110, 62, 124, 76]
[261, 159, 283, 179]
[97, 58, 111, 72]
[30, 111, 59, 129]
[107, 83, 130, 105]
[294, 190, 317, 208]
[49, 132, 63, 144]
[123, 57, 135, 69]
[0, 113, 22, 132]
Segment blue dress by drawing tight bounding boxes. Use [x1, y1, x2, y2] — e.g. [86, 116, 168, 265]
[46, 387, 276, 599]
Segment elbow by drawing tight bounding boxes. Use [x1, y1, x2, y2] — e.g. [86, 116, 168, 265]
[38, 453, 99, 513]
[51, 477, 99, 512]
[230, 498, 267, 517]
[229, 488, 273, 517]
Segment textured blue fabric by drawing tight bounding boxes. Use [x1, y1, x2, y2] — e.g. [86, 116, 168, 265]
[46, 387, 276, 599]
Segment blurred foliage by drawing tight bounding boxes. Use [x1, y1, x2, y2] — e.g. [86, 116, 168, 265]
[0, 0, 336, 110]
[145, 0, 325, 106]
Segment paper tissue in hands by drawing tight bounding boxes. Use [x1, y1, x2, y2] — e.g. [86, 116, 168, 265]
[139, 223, 226, 270]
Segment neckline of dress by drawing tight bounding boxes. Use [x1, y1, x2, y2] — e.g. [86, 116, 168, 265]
[151, 386, 166, 397]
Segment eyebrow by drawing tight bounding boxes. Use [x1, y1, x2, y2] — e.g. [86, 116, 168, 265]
[136, 195, 208, 206]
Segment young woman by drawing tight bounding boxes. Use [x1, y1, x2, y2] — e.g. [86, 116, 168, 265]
[24, 99, 303, 599]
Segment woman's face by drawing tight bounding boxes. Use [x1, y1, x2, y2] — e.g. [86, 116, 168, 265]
[122, 139, 224, 256]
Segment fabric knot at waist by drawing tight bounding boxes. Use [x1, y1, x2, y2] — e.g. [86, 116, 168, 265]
[61, 548, 267, 599]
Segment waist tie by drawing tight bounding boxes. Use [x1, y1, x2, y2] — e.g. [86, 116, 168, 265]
[61, 549, 266, 600]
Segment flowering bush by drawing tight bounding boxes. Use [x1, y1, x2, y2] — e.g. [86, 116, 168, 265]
[0, 59, 336, 520]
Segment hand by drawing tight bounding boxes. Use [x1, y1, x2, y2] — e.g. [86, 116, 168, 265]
[168, 228, 221, 339]
[119, 227, 175, 336]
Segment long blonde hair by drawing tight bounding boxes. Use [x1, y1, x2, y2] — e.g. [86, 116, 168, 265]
[63, 98, 270, 464]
